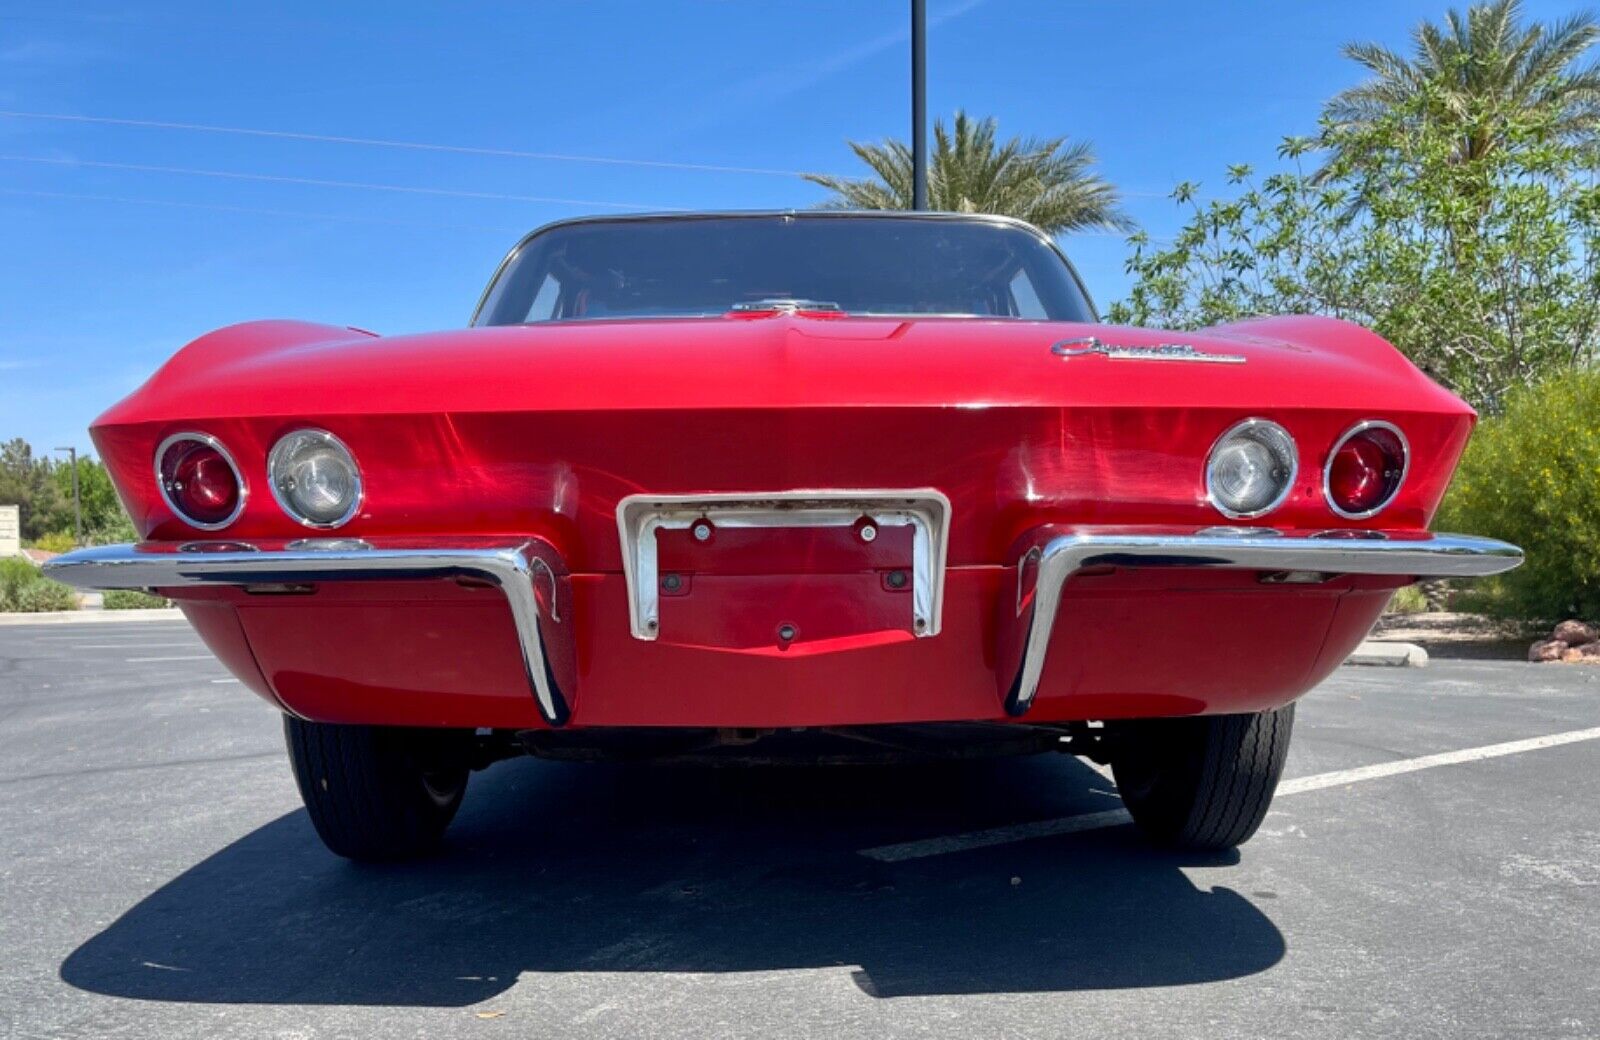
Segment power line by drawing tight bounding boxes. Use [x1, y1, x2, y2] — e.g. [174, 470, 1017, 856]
[0, 154, 679, 210]
[0, 110, 1166, 198]
[0, 187, 525, 232]
[0, 110, 824, 178]
[0, 185, 1159, 243]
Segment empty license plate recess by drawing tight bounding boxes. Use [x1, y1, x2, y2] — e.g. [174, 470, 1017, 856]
[615, 490, 951, 645]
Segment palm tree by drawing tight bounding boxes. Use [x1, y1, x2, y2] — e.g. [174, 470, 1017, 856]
[803, 111, 1133, 234]
[1325, 0, 1600, 164]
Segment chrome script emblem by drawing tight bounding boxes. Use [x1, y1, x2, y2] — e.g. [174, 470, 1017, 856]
[1051, 336, 1246, 364]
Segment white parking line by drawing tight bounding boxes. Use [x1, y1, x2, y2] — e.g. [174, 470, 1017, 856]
[69, 643, 200, 650]
[32, 620, 188, 627]
[210, 678, 239, 684]
[859, 724, 1600, 863]
[33, 631, 191, 640]
[1274, 726, 1600, 794]
[125, 655, 215, 663]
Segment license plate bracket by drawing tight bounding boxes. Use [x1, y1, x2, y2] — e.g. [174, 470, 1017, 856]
[616, 490, 951, 642]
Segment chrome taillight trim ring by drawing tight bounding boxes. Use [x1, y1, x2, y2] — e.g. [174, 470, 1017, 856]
[1204, 417, 1299, 520]
[153, 431, 248, 531]
[1324, 420, 1410, 520]
[266, 428, 364, 530]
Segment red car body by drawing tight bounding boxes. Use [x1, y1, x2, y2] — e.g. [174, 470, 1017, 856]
[68, 262, 1496, 727]
[46, 211, 1523, 857]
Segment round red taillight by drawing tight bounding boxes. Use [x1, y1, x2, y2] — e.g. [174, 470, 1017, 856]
[1325, 422, 1407, 519]
[156, 434, 244, 529]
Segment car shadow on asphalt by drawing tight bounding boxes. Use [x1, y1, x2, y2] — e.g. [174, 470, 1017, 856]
[60, 753, 1285, 1005]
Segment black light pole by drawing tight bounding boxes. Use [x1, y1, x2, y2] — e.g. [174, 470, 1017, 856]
[55, 446, 81, 545]
[911, 0, 928, 210]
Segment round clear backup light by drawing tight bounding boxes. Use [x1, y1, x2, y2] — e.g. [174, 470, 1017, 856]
[1206, 418, 1298, 519]
[155, 433, 245, 530]
[1325, 421, 1408, 519]
[268, 429, 362, 528]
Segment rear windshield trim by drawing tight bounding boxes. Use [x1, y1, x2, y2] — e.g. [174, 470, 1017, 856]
[469, 211, 1099, 326]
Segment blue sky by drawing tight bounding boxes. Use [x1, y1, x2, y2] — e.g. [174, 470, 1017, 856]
[0, 0, 1584, 453]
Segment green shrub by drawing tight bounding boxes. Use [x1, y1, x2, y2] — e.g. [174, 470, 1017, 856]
[0, 556, 42, 611]
[103, 589, 171, 610]
[1436, 370, 1600, 622]
[0, 557, 78, 612]
[31, 531, 77, 555]
[0, 555, 38, 585]
[87, 509, 136, 545]
[1385, 585, 1428, 615]
[12, 577, 78, 612]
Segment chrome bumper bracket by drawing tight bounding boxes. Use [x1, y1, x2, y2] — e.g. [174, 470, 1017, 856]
[43, 540, 571, 726]
[1003, 528, 1523, 716]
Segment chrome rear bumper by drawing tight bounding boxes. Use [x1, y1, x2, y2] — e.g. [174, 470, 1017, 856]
[43, 539, 570, 725]
[1002, 528, 1523, 715]
[44, 527, 1521, 726]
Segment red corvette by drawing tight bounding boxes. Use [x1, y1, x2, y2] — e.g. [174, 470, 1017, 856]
[47, 211, 1521, 860]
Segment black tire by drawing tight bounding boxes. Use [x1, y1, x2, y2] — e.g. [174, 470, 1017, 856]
[284, 716, 470, 861]
[1110, 704, 1294, 851]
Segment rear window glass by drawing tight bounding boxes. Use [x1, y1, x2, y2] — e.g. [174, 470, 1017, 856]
[475, 215, 1095, 325]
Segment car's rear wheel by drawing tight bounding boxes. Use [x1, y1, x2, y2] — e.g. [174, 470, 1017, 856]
[1109, 704, 1294, 851]
[284, 716, 469, 861]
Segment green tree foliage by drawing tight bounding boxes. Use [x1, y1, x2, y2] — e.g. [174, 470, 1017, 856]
[38, 455, 136, 543]
[1325, 0, 1600, 167]
[1110, 95, 1600, 412]
[1436, 370, 1600, 621]
[804, 111, 1133, 235]
[0, 439, 65, 542]
[0, 438, 134, 544]
[44, 456, 123, 537]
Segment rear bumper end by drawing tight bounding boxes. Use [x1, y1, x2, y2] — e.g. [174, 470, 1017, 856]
[45, 527, 1520, 728]
[43, 538, 572, 726]
[1000, 528, 1522, 715]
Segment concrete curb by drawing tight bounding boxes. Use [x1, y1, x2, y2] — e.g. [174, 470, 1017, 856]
[1345, 640, 1429, 668]
[0, 608, 184, 626]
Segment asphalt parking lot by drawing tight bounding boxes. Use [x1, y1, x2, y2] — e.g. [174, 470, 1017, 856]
[2, 619, 1598, 1039]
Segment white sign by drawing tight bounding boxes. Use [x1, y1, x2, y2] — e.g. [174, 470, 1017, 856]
[0, 505, 19, 558]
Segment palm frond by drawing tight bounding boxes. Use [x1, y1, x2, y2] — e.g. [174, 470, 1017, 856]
[806, 110, 1133, 234]
[1322, 0, 1600, 167]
